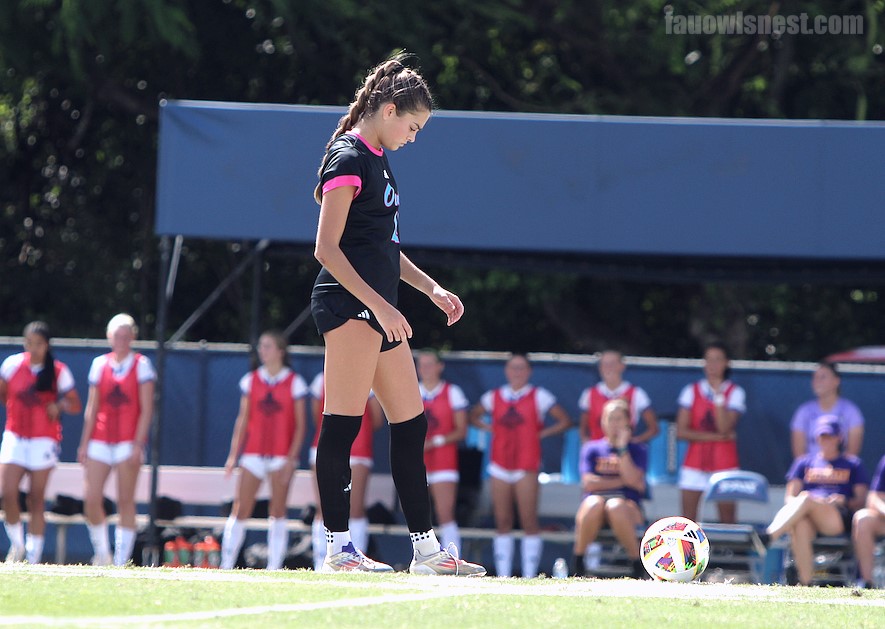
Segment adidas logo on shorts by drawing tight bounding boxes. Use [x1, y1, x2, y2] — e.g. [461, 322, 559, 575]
[356, 310, 371, 320]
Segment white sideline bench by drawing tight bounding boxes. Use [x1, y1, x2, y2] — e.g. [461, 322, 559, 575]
[0, 462, 398, 564]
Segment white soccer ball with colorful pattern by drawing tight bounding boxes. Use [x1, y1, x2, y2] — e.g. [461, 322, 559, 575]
[640, 516, 709, 582]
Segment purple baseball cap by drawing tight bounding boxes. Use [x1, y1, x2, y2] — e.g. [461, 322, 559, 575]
[813, 414, 842, 439]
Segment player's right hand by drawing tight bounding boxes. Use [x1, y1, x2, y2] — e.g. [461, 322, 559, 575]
[373, 303, 412, 344]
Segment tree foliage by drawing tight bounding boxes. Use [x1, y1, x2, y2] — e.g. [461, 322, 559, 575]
[1, 1, 884, 359]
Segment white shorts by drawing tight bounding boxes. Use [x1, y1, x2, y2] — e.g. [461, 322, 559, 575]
[87, 440, 135, 466]
[678, 466, 738, 492]
[427, 470, 459, 485]
[0, 431, 59, 471]
[487, 463, 531, 484]
[239, 454, 288, 481]
[308, 447, 374, 470]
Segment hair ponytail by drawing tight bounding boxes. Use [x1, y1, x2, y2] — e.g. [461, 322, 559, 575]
[314, 52, 434, 204]
[24, 321, 56, 393]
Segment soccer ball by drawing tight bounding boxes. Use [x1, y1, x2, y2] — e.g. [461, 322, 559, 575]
[640, 516, 709, 582]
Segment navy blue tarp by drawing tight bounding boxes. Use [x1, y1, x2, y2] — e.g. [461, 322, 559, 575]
[156, 100, 885, 260]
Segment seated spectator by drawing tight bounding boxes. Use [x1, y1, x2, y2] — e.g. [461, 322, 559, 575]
[572, 399, 647, 578]
[852, 453, 885, 589]
[577, 350, 659, 444]
[791, 362, 864, 458]
[766, 415, 869, 586]
[675, 341, 746, 523]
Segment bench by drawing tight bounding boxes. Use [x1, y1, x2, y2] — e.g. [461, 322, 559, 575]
[0, 462, 398, 564]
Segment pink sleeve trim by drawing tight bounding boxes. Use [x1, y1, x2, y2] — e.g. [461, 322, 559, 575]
[322, 175, 362, 198]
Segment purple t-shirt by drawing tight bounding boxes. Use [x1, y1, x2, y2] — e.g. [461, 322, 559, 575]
[786, 452, 869, 500]
[790, 398, 864, 456]
[578, 439, 647, 504]
[871, 454, 885, 494]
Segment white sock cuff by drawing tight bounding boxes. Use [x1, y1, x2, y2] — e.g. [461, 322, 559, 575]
[4, 521, 24, 546]
[325, 528, 352, 554]
[25, 534, 44, 564]
[410, 529, 441, 556]
[114, 527, 137, 566]
[87, 522, 111, 555]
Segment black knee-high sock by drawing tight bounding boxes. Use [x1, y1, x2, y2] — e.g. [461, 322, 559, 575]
[574, 554, 586, 577]
[315, 413, 362, 532]
[389, 413, 433, 533]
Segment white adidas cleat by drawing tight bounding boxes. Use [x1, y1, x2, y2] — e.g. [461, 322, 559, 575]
[320, 542, 394, 573]
[409, 544, 486, 576]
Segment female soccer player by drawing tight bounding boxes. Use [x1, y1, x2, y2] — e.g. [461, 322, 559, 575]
[675, 341, 746, 523]
[310, 53, 484, 575]
[0, 321, 82, 563]
[78, 313, 156, 566]
[221, 331, 308, 570]
[577, 350, 658, 444]
[469, 354, 572, 577]
[417, 350, 469, 552]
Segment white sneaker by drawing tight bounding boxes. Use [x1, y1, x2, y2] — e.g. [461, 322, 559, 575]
[320, 542, 394, 573]
[409, 544, 486, 576]
[5, 545, 25, 563]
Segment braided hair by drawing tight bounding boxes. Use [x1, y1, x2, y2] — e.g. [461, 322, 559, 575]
[314, 52, 434, 204]
[24, 321, 56, 393]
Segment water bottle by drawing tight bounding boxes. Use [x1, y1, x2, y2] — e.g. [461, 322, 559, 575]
[552, 557, 569, 579]
[163, 540, 179, 567]
[193, 541, 207, 569]
[206, 536, 221, 569]
[176, 536, 192, 567]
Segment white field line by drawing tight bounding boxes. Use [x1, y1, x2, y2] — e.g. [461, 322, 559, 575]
[0, 591, 463, 628]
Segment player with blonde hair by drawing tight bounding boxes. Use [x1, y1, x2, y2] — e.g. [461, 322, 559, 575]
[79, 313, 155, 566]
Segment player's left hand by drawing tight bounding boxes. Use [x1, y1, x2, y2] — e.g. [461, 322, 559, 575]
[429, 285, 464, 326]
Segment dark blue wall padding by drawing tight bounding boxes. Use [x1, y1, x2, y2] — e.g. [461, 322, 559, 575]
[4, 342, 883, 488]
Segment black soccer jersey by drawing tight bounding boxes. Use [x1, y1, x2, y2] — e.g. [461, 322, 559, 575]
[312, 132, 401, 306]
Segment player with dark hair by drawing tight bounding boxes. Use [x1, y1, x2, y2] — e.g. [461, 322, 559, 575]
[577, 350, 658, 444]
[310, 52, 485, 575]
[78, 313, 156, 566]
[675, 341, 746, 523]
[221, 330, 308, 570]
[416, 350, 469, 551]
[0, 321, 82, 563]
[790, 362, 864, 458]
[469, 354, 572, 577]
[767, 415, 869, 586]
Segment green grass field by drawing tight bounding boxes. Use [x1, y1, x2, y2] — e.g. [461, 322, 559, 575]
[1, 564, 883, 628]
